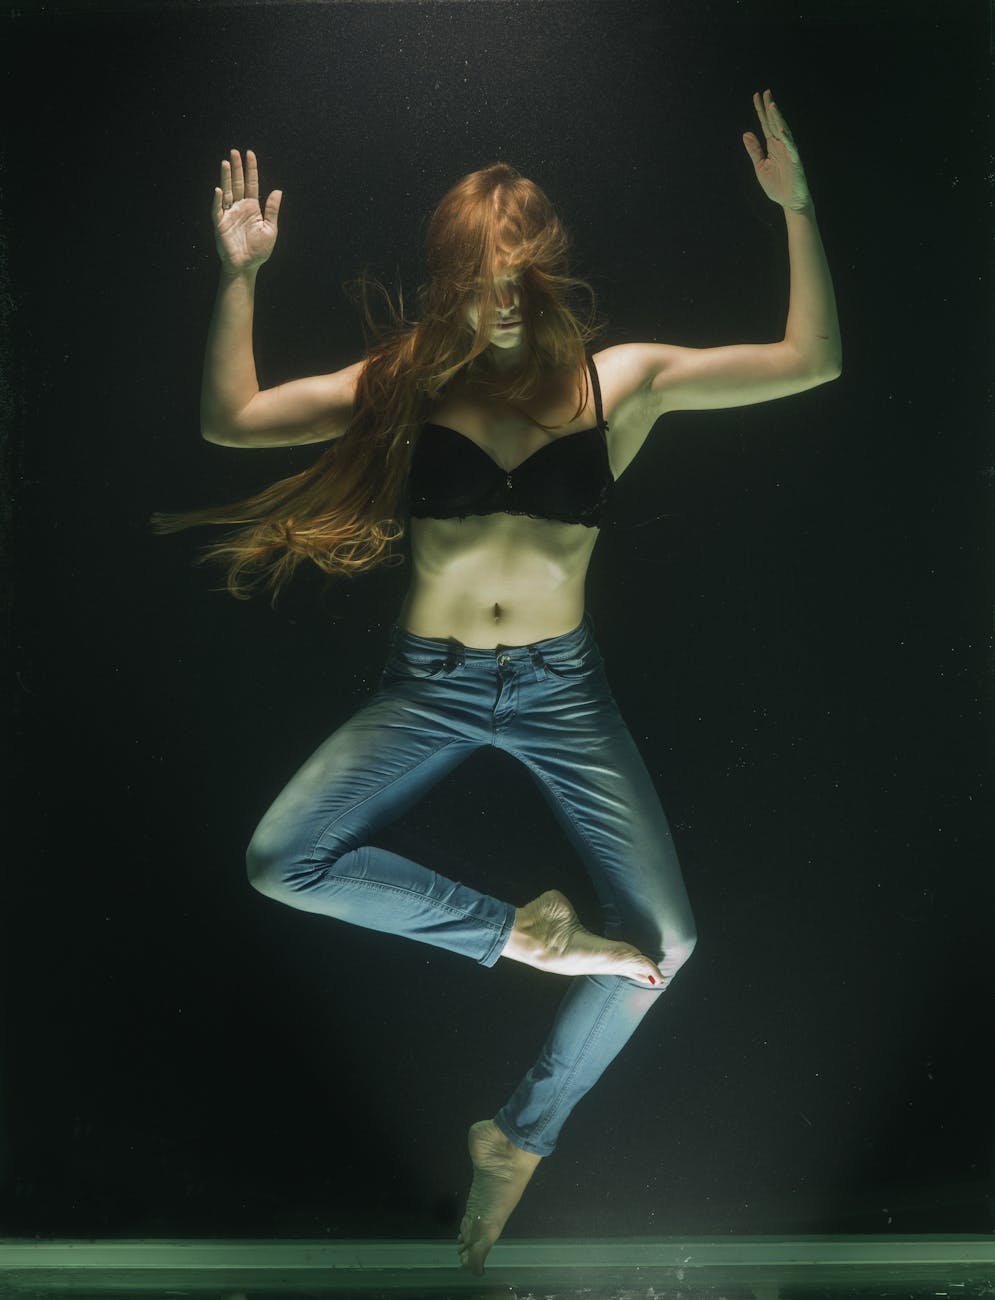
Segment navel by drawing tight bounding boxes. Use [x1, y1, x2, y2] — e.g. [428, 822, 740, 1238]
[493, 602, 502, 622]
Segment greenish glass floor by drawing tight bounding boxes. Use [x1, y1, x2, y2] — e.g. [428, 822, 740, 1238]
[1, 1237, 994, 1298]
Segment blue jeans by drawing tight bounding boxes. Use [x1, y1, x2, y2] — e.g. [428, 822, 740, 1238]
[246, 612, 697, 1157]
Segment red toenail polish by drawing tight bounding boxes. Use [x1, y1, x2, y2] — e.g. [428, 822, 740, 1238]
[649, 976, 656, 984]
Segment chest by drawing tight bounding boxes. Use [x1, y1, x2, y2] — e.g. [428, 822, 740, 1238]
[422, 349, 653, 481]
[425, 376, 591, 474]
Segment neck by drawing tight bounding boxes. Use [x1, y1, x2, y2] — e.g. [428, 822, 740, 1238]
[488, 348, 526, 375]
[476, 339, 531, 379]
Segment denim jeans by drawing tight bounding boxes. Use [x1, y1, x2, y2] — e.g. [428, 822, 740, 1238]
[246, 612, 697, 1157]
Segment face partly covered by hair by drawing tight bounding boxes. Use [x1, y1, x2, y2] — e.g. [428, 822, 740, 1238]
[464, 268, 526, 357]
[416, 162, 599, 394]
[422, 167, 546, 363]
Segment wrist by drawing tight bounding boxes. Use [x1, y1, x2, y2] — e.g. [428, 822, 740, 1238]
[219, 262, 261, 285]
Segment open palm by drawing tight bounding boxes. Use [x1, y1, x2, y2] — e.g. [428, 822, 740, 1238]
[743, 90, 812, 212]
[212, 149, 283, 271]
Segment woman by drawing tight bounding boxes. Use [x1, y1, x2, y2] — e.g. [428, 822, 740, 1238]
[153, 89, 840, 1274]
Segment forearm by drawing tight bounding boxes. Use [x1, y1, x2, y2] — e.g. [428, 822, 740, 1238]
[200, 266, 262, 439]
[782, 204, 842, 374]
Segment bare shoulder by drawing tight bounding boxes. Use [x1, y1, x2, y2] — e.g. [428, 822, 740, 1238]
[590, 343, 653, 397]
[590, 344, 661, 481]
[591, 343, 668, 424]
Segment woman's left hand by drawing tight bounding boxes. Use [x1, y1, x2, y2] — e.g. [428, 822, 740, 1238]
[743, 89, 813, 212]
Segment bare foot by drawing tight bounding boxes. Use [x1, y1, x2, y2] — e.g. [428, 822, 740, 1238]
[458, 1119, 542, 1275]
[500, 889, 666, 987]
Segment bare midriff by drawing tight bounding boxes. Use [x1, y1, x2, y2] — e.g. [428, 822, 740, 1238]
[398, 511, 600, 649]
[394, 347, 653, 649]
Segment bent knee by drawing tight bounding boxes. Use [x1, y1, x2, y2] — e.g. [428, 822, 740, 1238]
[676, 931, 698, 962]
[245, 834, 281, 894]
[661, 930, 698, 976]
[244, 821, 305, 896]
[244, 818, 349, 896]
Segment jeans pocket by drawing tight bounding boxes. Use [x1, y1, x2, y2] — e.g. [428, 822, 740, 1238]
[380, 652, 451, 685]
[541, 648, 603, 681]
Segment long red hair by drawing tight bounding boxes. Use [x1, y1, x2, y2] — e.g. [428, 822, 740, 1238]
[150, 162, 605, 605]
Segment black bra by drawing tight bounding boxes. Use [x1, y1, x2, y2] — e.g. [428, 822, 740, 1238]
[407, 355, 615, 527]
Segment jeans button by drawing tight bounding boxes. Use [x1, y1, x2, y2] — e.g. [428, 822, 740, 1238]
[498, 654, 511, 667]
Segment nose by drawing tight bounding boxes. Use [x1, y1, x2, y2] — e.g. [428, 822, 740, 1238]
[496, 286, 519, 315]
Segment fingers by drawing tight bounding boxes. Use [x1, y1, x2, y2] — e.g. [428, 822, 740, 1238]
[220, 155, 234, 209]
[264, 188, 283, 230]
[753, 89, 774, 141]
[742, 131, 764, 164]
[218, 148, 268, 211]
[244, 149, 259, 201]
[753, 88, 794, 147]
[767, 96, 797, 152]
[230, 148, 245, 202]
[217, 148, 275, 218]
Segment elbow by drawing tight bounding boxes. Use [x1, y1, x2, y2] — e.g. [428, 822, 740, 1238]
[817, 357, 842, 382]
[200, 400, 239, 445]
[201, 424, 235, 446]
[200, 407, 223, 443]
[795, 342, 842, 382]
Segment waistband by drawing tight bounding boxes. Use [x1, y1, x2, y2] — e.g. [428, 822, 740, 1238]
[387, 610, 598, 669]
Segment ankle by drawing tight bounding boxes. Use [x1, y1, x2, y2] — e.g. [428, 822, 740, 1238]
[500, 908, 542, 965]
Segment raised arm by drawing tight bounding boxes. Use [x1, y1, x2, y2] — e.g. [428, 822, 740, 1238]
[600, 91, 842, 479]
[201, 148, 362, 449]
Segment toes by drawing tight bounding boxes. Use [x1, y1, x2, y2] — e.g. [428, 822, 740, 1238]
[457, 1246, 479, 1275]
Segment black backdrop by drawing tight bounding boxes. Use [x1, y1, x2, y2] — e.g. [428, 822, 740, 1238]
[3, 0, 992, 1240]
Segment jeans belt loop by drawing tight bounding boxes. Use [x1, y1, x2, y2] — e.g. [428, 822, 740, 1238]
[445, 638, 464, 673]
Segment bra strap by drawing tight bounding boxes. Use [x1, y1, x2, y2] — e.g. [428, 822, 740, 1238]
[586, 353, 609, 432]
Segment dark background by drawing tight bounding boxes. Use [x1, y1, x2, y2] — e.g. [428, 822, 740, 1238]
[2, 0, 992, 1242]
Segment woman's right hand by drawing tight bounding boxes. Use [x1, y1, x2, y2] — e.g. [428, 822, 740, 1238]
[212, 149, 283, 273]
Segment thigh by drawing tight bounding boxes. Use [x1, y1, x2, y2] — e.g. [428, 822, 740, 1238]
[509, 672, 695, 956]
[247, 687, 482, 867]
